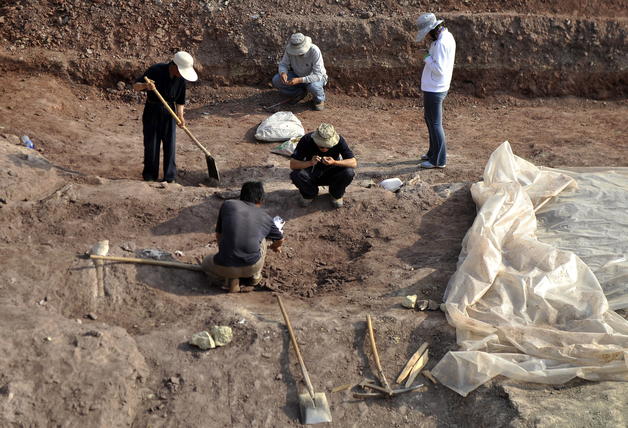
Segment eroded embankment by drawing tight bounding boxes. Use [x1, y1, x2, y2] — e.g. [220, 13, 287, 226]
[0, 2, 626, 98]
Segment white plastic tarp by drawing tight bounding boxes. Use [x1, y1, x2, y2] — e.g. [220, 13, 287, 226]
[432, 141, 628, 397]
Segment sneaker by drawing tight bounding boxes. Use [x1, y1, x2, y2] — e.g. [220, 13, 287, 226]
[331, 197, 344, 208]
[420, 161, 446, 169]
[288, 92, 307, 105]
[313, 101, 325, 111]
[300, 196, 313, 207]
[420, 154, 429, 161]
[250, 274, 262, 286]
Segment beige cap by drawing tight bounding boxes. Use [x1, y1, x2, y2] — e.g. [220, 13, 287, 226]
[312, 123, 340, 148]
[286, 33, 313, 56]
[173, 51, 198, 82]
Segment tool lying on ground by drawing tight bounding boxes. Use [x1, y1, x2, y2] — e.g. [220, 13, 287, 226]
[351, 315, 424, 399]
[89, 254, 204, 272]
[276, 295, 332, 425]
[144, 76, 220, 181]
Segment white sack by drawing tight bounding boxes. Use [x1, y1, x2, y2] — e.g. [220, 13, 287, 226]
[270, 136, 300, 157]
[255, 112, 304, 142]
[432, 141, 628, 397]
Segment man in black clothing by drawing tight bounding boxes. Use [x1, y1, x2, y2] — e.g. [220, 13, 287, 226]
[133, 51, 197, 183]
[290, 123, 357, 208]
[202, 182, 284, 293]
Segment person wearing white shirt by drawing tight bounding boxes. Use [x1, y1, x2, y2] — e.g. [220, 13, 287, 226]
[272, 33, 328, 111]
[416, 13, 456, 169]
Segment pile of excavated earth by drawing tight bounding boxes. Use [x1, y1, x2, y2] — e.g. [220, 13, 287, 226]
[0, 0, 627, 426]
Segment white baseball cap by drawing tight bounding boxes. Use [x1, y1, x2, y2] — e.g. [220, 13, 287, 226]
[173, 51, 198, 82]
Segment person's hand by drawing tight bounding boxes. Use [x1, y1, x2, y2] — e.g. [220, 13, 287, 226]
[177, 117, 186, 128]
[288, 77, 303, 85]
[269, 239, 284, 253]
[280, 72, 289, 84]
[321, 156, 335, 166]
[145, 78, 156, 92]
[311, 156, 321, 166]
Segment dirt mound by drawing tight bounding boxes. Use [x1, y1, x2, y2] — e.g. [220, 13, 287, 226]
[1, 1, 626, 98]
[0, 303, 148, 427]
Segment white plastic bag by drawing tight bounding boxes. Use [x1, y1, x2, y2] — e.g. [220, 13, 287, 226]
[270, 136, 300, 157]
[254, 112, 304, 142]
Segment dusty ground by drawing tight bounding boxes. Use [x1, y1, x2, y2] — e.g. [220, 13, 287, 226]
[1, 0, 627, 426]
[1, 68, 627, 427]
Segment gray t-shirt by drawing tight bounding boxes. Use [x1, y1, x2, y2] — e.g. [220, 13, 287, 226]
[214, 200, 283, 267]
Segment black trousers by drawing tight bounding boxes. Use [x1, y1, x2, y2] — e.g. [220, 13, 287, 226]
[142, 104, 176, 181]
[290, 166, 355, 199]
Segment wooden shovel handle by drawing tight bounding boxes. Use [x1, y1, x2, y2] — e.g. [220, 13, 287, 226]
[366, 314, 393, 395]
[89, 254, 204, 272]
[143, 77, 213, 158]
[276, 295, 316, 399]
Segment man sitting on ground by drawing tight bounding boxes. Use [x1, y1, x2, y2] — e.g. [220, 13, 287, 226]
[202, 182, 284, 293]
[289, 123, 357, 209]
[272, 32, 328, 111]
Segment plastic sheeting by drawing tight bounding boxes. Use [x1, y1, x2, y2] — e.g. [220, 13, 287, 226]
[432, 141, 628, 397]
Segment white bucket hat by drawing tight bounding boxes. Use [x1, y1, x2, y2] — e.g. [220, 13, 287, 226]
[173, 51, 198, 82]
[415, 13, 444, 42]
[286, 33, 312, 56]
[312, 123, 340, 148]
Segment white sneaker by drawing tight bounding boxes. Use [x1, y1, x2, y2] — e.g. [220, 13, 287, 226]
[420, 161, 446, 169]
[331, 197, 344, 208]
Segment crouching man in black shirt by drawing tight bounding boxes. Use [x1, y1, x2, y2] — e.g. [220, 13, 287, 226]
[290, 123, 357, 209]
[202, 182, 284, 293]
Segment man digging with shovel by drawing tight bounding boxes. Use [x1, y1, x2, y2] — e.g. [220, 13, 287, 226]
[133, 51, 198, 183]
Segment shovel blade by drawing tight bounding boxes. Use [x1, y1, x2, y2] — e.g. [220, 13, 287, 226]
[298, 392, 332, 424]
[205, 155, 220, 181]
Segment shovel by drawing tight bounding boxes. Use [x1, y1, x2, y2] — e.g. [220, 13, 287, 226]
[276, 295, 332, 425]
[144, 77, 220, 181]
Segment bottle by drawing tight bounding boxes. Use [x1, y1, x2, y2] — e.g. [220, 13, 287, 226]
[20, 135, 34, 149]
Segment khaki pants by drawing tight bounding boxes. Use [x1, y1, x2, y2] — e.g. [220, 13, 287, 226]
[202, 240, 268, 285]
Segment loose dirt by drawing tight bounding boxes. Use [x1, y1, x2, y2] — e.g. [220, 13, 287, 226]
[1, 0, 628, 426]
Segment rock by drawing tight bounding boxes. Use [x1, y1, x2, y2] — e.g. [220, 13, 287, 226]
[210, 326, 233, 347]
[116, 81, 126, 91]
[402, 295, 417, 309]
[416, 300, 429, 311]
[190, 331, 215, 350]
[86, 313, 98, 320]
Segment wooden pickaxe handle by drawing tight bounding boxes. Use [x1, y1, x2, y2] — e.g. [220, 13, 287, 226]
[366, 314, 393, 396]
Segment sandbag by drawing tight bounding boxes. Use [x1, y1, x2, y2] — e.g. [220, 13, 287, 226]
[255, 111, 304, 142]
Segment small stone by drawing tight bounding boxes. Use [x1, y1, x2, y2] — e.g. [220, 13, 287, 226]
[261, 353, 271, 358]
[116, 81, 126, 91]
[190, 331, 215, 350]
[44, 337, 52, 342]
[86, 313, 97, 320]
[275, 373, 283, 381]
[416, 300, 429, 311]
[210, 326, 233, 347]
[401, 295, 417, 309]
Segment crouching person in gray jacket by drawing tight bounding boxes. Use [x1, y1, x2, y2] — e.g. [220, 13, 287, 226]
[272, 32, 328, 111]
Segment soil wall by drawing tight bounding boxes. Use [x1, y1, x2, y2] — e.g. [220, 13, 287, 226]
[1, 2, 627, 97]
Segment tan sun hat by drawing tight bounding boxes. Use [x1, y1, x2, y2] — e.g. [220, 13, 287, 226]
[286, 33, 312, 56]
[312, 123, 340, 148]
[173, 51, 198, 82]
[415, 13, 444, 42]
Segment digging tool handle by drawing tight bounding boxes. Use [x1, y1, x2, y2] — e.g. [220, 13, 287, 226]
[366, 314, 393, 395]
[89, 254, 204, 272]
[143, 77, 213, 158]
[276, 295, 317, 400]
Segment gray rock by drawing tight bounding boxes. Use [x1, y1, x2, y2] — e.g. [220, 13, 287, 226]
[190, 331, 215, 350]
